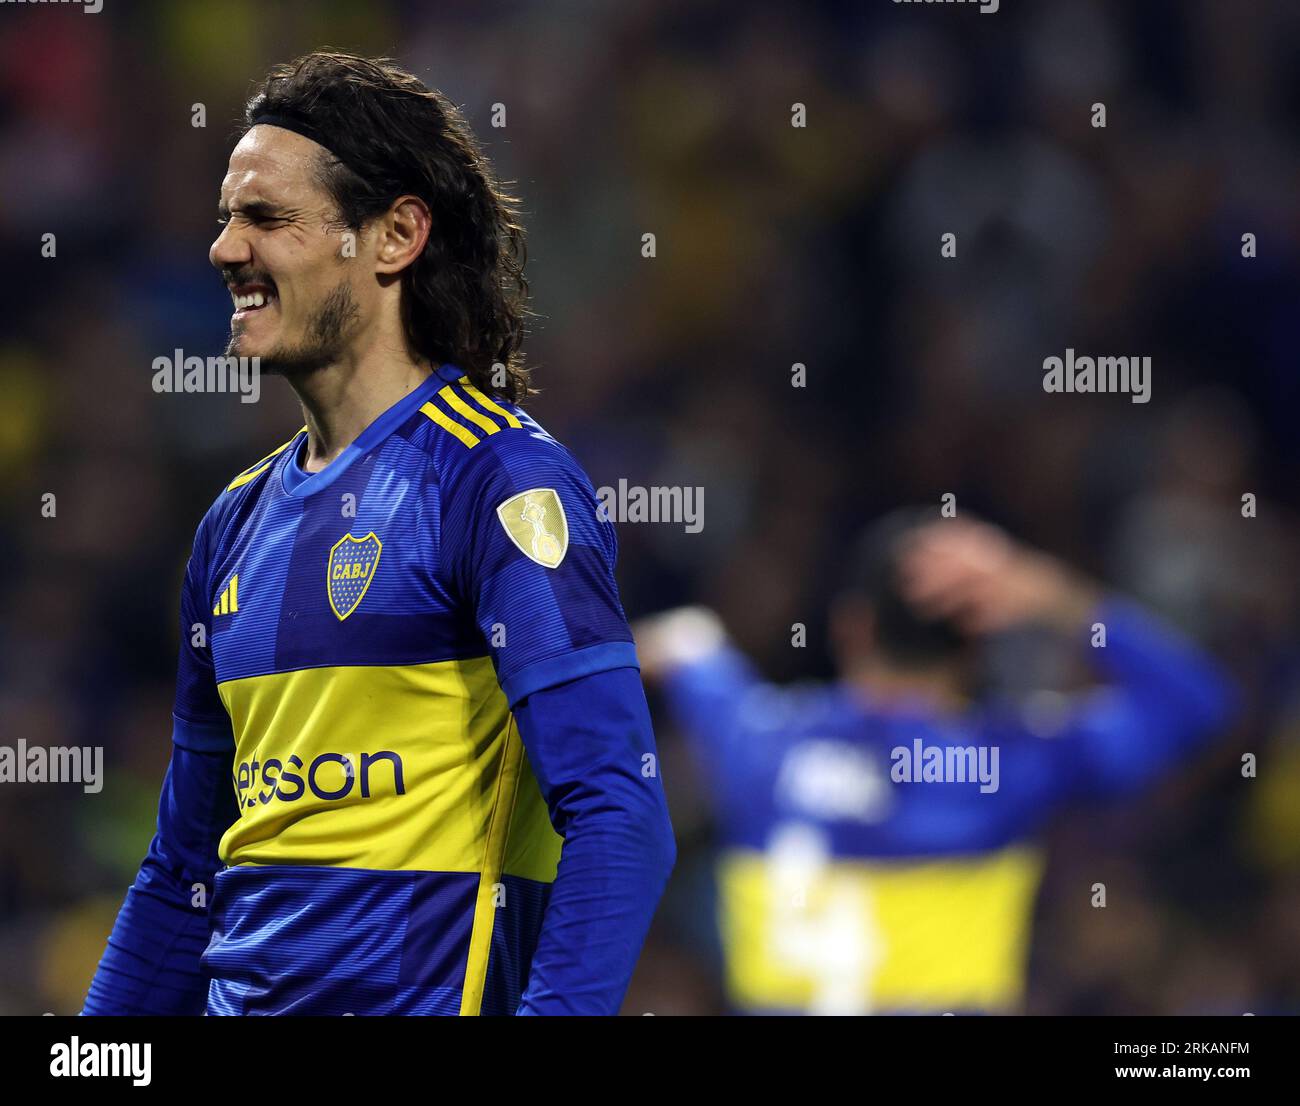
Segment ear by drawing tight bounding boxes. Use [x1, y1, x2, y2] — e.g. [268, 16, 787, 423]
[374, 195, 431, 276]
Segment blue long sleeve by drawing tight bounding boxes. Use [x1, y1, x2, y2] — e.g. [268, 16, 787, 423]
[1054, 597, 1237, 799]
[660, 644, 771, 770]
[82, 734, 236, 1016]
[513, 666, 675, 1015]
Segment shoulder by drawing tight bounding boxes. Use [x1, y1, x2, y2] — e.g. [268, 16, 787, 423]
[403, 377, 617, 574]
[403, 375, 591, 496]
[193, 426, 306, 560]
[222, 427, 306, 494]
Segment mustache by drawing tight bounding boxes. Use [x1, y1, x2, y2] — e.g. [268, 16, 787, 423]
[222, 268, 277, 290]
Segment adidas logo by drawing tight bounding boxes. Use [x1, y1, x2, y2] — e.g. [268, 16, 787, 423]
[213, 574, 240, 616]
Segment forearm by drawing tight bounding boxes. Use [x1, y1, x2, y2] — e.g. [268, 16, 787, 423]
[82, 739, 234, 1016]
[1087, 597, 1234, 725]
[1004, 556, 1235, 752]
[517, 805, 674, 1015]
[513, 668, 675, 1015]
[637, 606, 765, 747]
[1065, 596, 1237, 791]
[661, 644, 762, 737]
[1092, 600, 1232, 712]
[82, 874, 213, 1016]
[1005, 554, 1233, 732]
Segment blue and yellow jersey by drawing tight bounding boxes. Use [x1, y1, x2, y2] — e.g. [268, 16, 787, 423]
[662, 604, 1233, 1014]
[171, 363, 637, 1015]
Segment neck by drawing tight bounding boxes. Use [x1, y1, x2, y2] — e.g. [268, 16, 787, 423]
[289, 350, 434, 472]
[842, 659, 968, 713]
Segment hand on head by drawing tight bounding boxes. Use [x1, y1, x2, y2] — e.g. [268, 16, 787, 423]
[897, 518, 1099, 635]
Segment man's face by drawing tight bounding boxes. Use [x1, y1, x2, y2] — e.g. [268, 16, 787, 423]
[210, 124, 364, 374]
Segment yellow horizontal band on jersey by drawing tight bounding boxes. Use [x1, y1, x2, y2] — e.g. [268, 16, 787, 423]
[215, 657, 562, 881]
[226, 428, 307, 491]
[458, 377, 522, 429]
[716, 843, 1044, 1013]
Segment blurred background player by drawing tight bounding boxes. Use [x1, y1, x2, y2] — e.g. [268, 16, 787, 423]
[635, 510, 1236, 1015]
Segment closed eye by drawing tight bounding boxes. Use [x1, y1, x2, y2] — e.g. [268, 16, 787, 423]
[217, 204, 289, 227]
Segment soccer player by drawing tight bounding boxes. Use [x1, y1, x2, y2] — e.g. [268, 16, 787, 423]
[82, 52, 675, 1016]
[635, 512, 1234, 1014]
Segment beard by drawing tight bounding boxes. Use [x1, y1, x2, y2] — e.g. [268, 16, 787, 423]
[226, 280, 360, 377]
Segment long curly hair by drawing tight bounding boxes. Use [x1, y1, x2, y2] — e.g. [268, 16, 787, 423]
[241, 51, 532, 401]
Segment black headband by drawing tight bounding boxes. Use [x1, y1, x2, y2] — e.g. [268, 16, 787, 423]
[249, 110, 360, 175]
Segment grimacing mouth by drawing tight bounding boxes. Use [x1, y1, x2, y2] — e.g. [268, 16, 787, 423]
[228, 280, 278, 313]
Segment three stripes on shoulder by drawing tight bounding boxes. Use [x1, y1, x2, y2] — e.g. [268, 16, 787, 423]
[421, 376, 521, 449]
[224, 376, 524, 494]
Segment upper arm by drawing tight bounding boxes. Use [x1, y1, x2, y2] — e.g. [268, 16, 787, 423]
[150, 510, 237, 882]
[440, 431, 638, 706]
[171, 509, 235, 753]
[660, 645, 772, 769]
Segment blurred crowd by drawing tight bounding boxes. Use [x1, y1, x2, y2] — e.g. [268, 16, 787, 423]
[1, 0, 1298, 1014]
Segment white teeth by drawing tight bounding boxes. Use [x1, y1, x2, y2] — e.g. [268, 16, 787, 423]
[251, 291, 265, 308]
[231, 291, 272, 310]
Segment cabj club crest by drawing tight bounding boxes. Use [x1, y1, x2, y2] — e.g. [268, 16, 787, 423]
[327, 531, 382, 620]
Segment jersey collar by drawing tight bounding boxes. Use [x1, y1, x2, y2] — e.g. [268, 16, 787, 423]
[280, 366, 455, 497]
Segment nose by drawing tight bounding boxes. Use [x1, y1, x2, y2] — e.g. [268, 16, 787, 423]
[209, 220, 251, 273]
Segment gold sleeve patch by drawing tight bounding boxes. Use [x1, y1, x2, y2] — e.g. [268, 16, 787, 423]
[495, 488, 569, 568]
